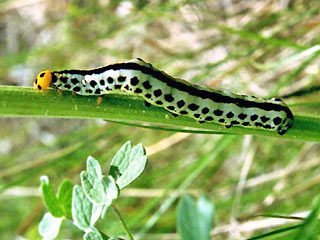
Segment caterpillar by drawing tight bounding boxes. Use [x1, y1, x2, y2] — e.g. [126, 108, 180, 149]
[34, 58, 294, 135]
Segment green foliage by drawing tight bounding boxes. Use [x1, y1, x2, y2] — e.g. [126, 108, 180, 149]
[38, 212, 63, 240]
[3, 1, 320, 239]
[80, 157, 119, 206]
[80, 157, 118, 218]
[40, 176, 65, 218]
[39, 141, 147, 239]
[293, 195, 320, 240]
[247, 196, 320, 239]
[110, 141, 148, 189]
[177, 194, 214, 240]
[72, 185, 103, 231]
[57, 179, 74, 219]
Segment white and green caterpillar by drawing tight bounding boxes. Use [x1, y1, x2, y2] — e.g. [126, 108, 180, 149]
[34, 58, 294, 135]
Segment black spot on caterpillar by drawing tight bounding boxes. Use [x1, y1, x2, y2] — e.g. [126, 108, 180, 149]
[34, 58, 294, 135]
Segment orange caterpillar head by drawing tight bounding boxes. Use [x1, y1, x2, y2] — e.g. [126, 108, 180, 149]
[34, 70, 52, 91]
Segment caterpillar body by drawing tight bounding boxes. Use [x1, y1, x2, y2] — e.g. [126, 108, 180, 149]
[34, 58, 294, 135]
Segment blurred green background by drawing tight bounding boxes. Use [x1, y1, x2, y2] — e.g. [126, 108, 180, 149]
[1, 0, 320, 239]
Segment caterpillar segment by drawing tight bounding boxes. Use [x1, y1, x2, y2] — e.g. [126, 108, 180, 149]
[34, 58, 294, 135]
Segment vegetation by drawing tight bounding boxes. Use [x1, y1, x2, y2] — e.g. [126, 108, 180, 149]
[1, 0, 320, 239]
[39, 142, 147, 240]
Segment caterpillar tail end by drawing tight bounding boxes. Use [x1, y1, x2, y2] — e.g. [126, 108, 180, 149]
[277, 111, 294, 135]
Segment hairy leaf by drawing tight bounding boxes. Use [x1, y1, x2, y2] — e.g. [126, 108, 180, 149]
[39, 212, 63, 240]
[177, 194, 214, 240]
[72, 185, 103, 231]
[110, 142, 147, 189]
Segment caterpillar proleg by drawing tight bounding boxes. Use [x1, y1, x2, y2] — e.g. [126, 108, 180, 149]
[34, 58, 294, 135]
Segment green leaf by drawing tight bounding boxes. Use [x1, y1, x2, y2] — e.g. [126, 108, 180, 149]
[87, 156, 103, 179]
[177, 194, 214, 240]
[109, 141, 132, 180]
[57, 179, 74, 219]
[38, 212, 63, 240]
[83, 230, 103, 240]
[110, 141, 147, 189]
[293, 195, 320, 240]
[81, 171, 107, 204]
[100, 176, 119, 218]
[81, 156, 119, 206]
[72, 185, 103, 231]
[41, 176, 64, 218]
[81, 156, 107, 205]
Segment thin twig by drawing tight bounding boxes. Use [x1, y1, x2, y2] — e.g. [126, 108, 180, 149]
[111, 205, 134, 240]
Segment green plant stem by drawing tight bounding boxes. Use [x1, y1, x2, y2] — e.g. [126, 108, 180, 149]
[1, 86, 320, 141]
[111, 205, 134, 240]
